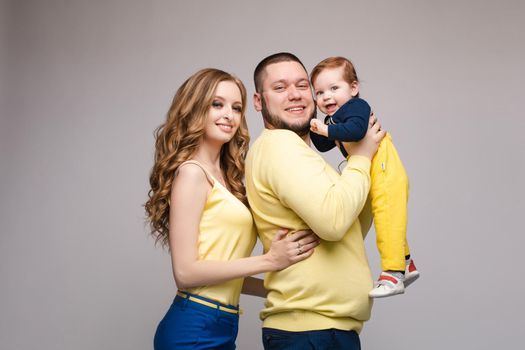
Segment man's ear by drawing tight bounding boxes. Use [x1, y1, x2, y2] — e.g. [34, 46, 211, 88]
[350, 81, 360, 97]
[253, 92, 262, 112]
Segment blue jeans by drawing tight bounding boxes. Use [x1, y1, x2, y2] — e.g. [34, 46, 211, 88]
[154, 293, 239, 350]
[262, 327, 361, 350]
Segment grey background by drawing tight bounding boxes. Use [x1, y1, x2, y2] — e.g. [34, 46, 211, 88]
[1, 0, 524, 349]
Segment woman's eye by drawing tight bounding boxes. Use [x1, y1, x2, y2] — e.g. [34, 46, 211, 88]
[212, 101, 223, 108]
[233, 105, 242, 113]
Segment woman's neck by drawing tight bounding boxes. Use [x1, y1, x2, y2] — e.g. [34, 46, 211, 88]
[192, 145, 230, 189]
[192, 143, 222, 171]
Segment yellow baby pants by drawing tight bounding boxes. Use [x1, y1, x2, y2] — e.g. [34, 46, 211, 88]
[370, 133, 411, 271]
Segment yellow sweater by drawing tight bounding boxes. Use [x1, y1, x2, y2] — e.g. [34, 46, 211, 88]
[245, 129, 374, 332]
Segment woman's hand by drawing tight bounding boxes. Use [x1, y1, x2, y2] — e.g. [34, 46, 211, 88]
[265, 229, 320, 271]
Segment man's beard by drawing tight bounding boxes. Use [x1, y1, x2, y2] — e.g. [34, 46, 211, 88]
[261, 96, 316, 137]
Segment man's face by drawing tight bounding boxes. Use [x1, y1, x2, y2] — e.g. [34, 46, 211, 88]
[254, 61, 316, 136]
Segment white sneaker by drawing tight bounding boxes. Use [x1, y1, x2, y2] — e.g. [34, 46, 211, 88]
[404, 259, 420, 288]
[369, 271, 405, 298]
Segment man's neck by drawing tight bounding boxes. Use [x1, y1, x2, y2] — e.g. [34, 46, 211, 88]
[302, 133, 311, 144]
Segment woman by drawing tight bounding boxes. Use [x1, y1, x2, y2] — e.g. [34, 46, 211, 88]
[145, 68, 319, 350]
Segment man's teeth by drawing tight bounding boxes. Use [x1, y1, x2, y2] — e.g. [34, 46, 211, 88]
[287, 107, 304, 111]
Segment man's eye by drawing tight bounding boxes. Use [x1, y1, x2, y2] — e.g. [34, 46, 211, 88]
[297, 84, 309, 90]
[274, 86, 285, 91]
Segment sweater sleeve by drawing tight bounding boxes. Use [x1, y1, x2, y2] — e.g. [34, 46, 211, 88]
[327, 98, 371, 142]
[310, 131, 336, 152]
[265, 132, 371, 241]
[358, 195, 373, 239]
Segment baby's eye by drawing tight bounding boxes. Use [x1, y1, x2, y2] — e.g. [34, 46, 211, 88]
[330, 86, 339, 91]
[315, 91, 323, 96]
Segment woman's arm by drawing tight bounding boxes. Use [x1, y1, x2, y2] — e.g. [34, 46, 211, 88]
[169, 164, 319, 290]
[241, 277, 267, 298]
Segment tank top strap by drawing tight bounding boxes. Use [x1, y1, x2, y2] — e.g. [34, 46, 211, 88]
[177, 160, 215, 187]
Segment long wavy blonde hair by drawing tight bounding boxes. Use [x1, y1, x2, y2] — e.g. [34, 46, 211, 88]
[145, 68, 250, 247]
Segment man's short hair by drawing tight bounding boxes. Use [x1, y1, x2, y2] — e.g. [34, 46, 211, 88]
[253, 52, 308, 93]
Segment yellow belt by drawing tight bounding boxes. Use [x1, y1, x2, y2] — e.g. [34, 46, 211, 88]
[176, 291, 242, 315]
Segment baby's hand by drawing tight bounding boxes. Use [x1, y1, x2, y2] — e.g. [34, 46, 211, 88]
[310, 119, 329, 137]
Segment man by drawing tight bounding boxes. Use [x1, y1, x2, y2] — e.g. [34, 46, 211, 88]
[245, 52, 385, 349]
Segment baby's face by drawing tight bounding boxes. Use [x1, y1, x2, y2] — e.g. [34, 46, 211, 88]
[312, 67, 358, 116]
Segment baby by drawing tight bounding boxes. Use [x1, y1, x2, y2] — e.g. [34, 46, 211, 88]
[310, 56, 419, 298]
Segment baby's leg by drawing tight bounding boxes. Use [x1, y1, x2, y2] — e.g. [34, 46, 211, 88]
[370, 133, 410, 272]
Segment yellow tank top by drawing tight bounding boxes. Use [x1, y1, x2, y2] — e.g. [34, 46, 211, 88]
[180, 161, 256, 306]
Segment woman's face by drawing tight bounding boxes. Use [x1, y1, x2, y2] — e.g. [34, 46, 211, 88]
[203, 80, 243, 146]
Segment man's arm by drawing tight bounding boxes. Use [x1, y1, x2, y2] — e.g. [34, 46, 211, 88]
[358, 194, 373, 239]
[264, 119, 383, 241]
[264, 133, 370, 241]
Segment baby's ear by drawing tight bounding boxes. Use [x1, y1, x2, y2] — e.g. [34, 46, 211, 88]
[350, 81, 360, 97]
